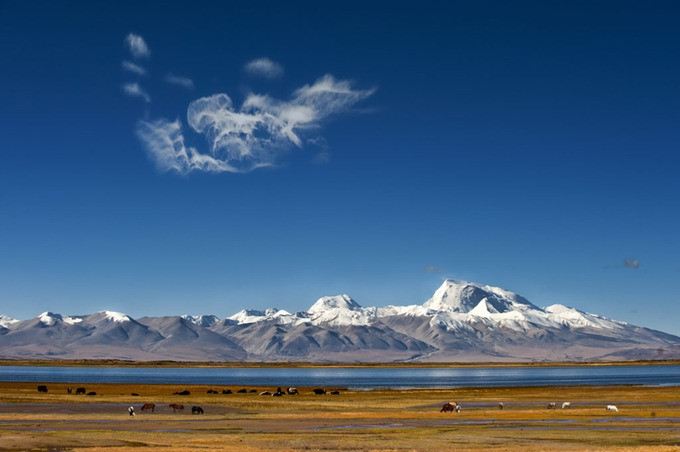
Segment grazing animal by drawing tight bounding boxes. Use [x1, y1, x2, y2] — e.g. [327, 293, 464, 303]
[547, 402, 557, 409]
[191, 406, 204, 414]
[287, 387, 299, 395]
[169, 403, 184, 412]
[207, 389, 217, 394]
[87, 391, 97, 396]
[173, 390, 190, 396]
[249, 389, 257, 393]
[76, 387, 86, 395]
[67, 387, 72, 394]
[330, 390, 340, 395]
[440, 403, 455, 413]
[606, 405, 619, 412]
[37, 385, 48, 393]
[237, 388, 247, 394]
[562, 402, 571, 409]
[131, 393, 139, 396]
[128, 406, 135, 416]
[455, 403, 462, 413]
[272, 392, 283, 397]
[260, 391, 272, 396]
[222, 389, 232, 394]
[498, 402, 504, 410]
[313, 388, 327, 395]
[141, 403, 155, 413]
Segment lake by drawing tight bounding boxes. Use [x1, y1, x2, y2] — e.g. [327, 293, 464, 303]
[1, 364, 679, 389]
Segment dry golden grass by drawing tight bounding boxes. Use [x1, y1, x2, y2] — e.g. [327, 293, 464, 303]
[0, 382, 678, 451]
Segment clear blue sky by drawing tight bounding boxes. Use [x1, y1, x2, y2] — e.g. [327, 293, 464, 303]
[1, 1, 679, 334]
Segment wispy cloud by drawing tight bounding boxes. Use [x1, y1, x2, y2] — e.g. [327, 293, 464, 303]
[122, 61, 147, 76]
[123, 83, 151, 103]
[244, 57, 284, 79]
[137, 74, 374, 174]
[165, 73, 195, 90]
[424, 265, 444, 274]
[624, 258, 640, 270]
[126, 33, 150, 59]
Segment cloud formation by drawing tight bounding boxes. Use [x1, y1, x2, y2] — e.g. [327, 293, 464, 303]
[165, 73, 195, 89]
[244, 57, 284, 78]
[424, 265, 444, 274]
[137, 74, 374, 174]
[624, 258, 640, 270]
[126, 33, 150, 59]
[122, 61, 147, 76]
[123, 83, 151, 103]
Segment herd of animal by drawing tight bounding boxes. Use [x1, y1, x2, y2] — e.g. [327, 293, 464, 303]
[35, 385, 621, 415]
[441, 400, 619, 413]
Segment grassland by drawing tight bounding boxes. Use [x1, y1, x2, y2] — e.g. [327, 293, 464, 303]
[0, 381, 678, 451]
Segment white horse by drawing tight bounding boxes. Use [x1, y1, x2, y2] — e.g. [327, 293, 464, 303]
[561, 402, 571, 409]
[606, 405, 618, 412]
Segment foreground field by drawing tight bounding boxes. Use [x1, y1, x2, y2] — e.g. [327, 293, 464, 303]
[0, 382, 678, 451]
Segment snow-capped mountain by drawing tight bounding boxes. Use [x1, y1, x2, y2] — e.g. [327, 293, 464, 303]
[1, 280, 678, 362]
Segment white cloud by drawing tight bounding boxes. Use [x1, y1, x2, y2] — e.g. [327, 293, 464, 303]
[136, 74, 374, 174]
[244, 57, 284, 78]
[165, 73, 195, 90]
[137, 119, 239, 173]
[122, 61, 147, 76]
[126, 33, 150, 59]
[123, 82, 151, 103]
[624, 258, 640, 270]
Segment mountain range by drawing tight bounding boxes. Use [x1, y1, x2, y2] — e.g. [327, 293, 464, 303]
[1, 280, 678, 362]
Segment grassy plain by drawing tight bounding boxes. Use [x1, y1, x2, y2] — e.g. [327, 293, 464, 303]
[0, 381, 678, 451]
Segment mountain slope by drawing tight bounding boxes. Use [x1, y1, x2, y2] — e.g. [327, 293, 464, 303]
[1, 280, 678, 362]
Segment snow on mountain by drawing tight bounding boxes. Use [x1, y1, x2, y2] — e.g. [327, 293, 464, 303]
[37, 311, 83, 326]
[0, 315, 19, 328]
[229, 308, 299, 325]
[1, 280, 678, 362]
[423, 279, 538, 313]
[181, 314, 220, 328]
[307, 295, 377, 326]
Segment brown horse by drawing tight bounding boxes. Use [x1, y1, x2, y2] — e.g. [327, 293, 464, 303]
[169, 403, 184, 412]
[141, 403, 155, 413]
[440, 402, 455, 413]
[191, 406, 204, 414]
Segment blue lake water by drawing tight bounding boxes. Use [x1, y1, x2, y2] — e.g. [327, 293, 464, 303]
[1, 365, 679, 389]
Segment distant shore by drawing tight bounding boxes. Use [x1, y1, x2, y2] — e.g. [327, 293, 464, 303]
[1, 358, 679, 368]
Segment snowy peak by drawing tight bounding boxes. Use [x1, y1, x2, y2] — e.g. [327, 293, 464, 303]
[307, 294, 377, 326]
[228, 308, 296, 325]
[308, 294, 362, 314]
[182, 314, 220, 327]
[0, 314, 18, 328]
[36, 311, 82, 326]
[85, 311, 132, 324]
[423, 279, 538, 313]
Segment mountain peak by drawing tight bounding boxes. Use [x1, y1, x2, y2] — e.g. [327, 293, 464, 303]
[423, 280, 538, 313]
[0, 314, 18, 328]
[308, 294, 361, 314]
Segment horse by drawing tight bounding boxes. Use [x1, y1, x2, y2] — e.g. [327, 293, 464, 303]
[76, 387, 86, 395]
[562, 402, 571, 409]
[287, 387, 299, 395]
[191, 406, 204, 414]
[455, 403, 462, 413]
[498, 402, 504, 410]
[37, 385, 48, 393]
[67, 387, 72, 394]
[440, 402, 455, 413]
[606, 405, 619, 412]
[260, 391, 272, 396]
[313, 388, 326, 395]
[169, 403, 184, 412]
[141, 403, 155, 413]
[547, 402, 557, 409]
[222, 389, 232, 394]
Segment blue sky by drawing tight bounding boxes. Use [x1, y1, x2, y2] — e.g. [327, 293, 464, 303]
[1, 1, 679, 334]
